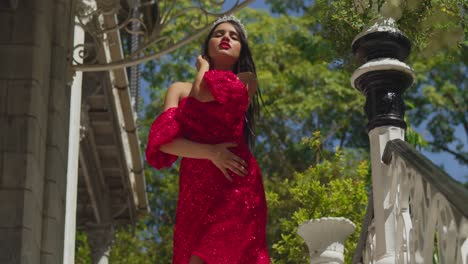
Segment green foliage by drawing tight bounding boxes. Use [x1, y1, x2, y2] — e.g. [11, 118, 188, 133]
[74, 168, 180, 264]
[405, 116, 429, 149]
[108, 220, 159, 263]
[245, 9, 369, 179]
[267, 0, 466, 59]
[75, 231, 91, 264]
[266, 136, 369, 263]
[406, 50, 467, 164]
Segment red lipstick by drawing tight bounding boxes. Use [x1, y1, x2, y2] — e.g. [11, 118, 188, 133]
[219, 41, 231, 49]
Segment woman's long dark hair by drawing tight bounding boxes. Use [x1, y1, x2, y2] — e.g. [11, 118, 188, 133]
[202, 21, 261, 148]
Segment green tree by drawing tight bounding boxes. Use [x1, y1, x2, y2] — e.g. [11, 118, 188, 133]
[246, 10, 369, 179]
[265, 0, 468, 166]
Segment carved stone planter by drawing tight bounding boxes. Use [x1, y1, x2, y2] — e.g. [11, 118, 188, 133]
[298, 217, 356, 264]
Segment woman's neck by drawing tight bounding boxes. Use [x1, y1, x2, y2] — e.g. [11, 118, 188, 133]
[212, 62, 234, 71]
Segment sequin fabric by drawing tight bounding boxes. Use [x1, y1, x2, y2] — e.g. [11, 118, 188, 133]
[146, 70, 270, 264]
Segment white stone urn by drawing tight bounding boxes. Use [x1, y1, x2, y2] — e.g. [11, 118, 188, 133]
[298, 217, 356, 264]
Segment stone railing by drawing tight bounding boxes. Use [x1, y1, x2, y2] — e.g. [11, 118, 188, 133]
[347, 15, 468, 263]
[353, 139, 468, 264]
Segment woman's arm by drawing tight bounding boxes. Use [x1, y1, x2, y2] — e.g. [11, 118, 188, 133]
[189, 56, 212, 101]
[160, 138, 213, 159]
[163, 82, 191, 110]
[160, 139, 247, 180]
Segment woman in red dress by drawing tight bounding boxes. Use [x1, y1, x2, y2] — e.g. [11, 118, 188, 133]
[145, 15, 270, 264]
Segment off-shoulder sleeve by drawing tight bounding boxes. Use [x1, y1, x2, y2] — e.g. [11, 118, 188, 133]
[203, 70, 248, 105]
[145, 107, 181, 169]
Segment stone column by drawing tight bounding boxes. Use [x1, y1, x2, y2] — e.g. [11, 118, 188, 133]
[0, 0, 76, 263]
[86, 223, 115, 264]
[62, 19, 85, 264]
[350, 18, 414, 264]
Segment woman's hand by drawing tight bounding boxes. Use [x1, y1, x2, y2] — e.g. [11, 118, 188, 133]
[196, 55, 210, 72]
[209, 143, 248, 181]
[191, 55, 210, 99]
[237, 72, 257, 97]
[236, 72, 256, 84]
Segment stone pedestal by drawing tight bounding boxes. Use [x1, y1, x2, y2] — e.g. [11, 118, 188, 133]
[298, 217, 356, 264]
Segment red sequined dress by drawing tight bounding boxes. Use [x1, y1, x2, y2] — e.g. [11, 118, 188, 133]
[146, 70, 270, 264]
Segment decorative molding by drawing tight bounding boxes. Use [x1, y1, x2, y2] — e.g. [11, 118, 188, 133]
[352, 18, 411, 62]
[353, 18, 402, 44]
[350, 58, 414, 89]
[351, 19, 414, 131]
[351, 60, 414, 131]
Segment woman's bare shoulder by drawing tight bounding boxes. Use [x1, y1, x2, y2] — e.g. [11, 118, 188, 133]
[168, 82, 192, 98]
[167, 82, 192, 100]
[164, 82, 192, 110]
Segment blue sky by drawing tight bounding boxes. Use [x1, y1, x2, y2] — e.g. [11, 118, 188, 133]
[418, 125, 466, 182]
[141, 0, 467, 183]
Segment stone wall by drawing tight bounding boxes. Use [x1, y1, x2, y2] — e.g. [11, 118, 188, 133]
[0, 0, 76, 263]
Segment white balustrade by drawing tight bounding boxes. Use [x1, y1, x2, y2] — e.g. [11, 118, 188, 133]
[358, 140, 468, 264]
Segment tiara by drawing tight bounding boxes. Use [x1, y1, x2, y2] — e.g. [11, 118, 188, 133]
[211, 14, 248, 38]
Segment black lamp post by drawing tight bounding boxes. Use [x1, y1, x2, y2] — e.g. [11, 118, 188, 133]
[350, 17, 415, 264]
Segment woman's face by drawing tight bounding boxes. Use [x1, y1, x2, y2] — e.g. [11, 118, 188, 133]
[207, 22, 242, 67]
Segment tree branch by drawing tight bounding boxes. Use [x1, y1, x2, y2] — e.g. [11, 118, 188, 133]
[445, 92, 468, 136]
[428, 141, 468, 165]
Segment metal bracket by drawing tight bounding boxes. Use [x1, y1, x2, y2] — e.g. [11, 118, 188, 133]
[72, 0, 254, 72]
